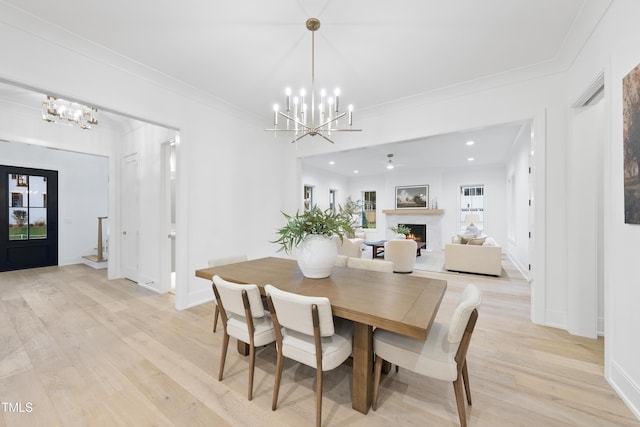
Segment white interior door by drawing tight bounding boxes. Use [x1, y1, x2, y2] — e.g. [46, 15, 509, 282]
[121, 154, 139, 282]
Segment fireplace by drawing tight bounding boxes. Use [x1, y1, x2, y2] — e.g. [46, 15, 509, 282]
[400, 223, 426, 243]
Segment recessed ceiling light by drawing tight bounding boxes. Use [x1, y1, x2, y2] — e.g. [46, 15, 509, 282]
[466, 140, 475, 146]
[467, 157, 475, 162]
[329, 161, 335, 165]
[353, 170, 359, 174]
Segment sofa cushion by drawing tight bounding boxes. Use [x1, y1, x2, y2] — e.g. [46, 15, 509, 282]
[467, 237, 486, 245]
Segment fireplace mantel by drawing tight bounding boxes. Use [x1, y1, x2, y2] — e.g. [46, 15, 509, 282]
[382, 209, 444, 215]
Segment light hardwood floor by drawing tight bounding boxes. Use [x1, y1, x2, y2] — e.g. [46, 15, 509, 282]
[0, 262, 637, 426]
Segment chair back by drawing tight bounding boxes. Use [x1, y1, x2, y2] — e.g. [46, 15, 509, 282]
[212, 275, 264, 318]
[384, 239, 418, 272]
[448, 284, 483, 344]
[265, 284, 335, 337]
[347, 257, 394, 273]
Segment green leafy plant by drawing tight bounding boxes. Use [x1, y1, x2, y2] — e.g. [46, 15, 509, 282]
[390, 225, 411, 235]
[273, 204, 355, 254]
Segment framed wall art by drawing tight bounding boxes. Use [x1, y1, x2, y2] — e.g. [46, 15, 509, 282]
[395, 185, 428, 209]
[624, 61, 640, 224]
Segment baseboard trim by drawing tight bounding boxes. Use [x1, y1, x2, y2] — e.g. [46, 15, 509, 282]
[608, 360, 640, 421]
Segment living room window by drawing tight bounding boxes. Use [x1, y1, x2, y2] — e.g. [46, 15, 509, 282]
[361, 191, 376, 229]
[459, 185, 484, 232]
[304, 185, 314, 212]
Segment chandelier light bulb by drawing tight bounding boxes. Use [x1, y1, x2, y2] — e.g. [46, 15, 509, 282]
[285, 88, 291, 111]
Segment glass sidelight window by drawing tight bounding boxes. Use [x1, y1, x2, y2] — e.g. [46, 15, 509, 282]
[8, 174, 47, 240]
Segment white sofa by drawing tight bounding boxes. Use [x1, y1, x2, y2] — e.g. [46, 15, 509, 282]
[443, 242, 502, 276]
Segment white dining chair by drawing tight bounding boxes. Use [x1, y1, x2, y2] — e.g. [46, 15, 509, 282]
[264, 284, 353, 427]
[346, 256, 394, 273]
[208, 254, 247, 332]
[212, 275, 276, 401]
[372, 284, 482, 427]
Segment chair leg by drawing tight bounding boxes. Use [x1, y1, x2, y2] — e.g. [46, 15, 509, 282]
[272, 352, 284, 411]
[372, 355, 383, 411]
[452, 377, 468, 427]
[218, 332, 229, 381]
[315, 369, 323, 427]
[248, 343, 255, 401]
[213, 305, 220, 333]
[461, 360, 472, 405]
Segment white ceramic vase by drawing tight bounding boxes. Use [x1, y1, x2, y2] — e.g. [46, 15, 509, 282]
[296, 234, 338, 279]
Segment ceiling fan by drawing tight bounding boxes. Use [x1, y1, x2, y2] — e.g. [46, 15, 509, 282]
[385, 153, 406, 170]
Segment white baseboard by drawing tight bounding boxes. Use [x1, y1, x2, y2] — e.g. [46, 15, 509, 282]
[504, 250, 531, 281]
[609, 360, 640, 421]
[183, 288, 214, 310]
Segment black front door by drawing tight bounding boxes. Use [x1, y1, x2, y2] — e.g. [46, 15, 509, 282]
[0, 165, 58, 272]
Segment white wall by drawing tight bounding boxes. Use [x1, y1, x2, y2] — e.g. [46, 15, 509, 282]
[0, 140, 109, 266]
[594, 0, 640, 418]
[301, 164, 350, 210]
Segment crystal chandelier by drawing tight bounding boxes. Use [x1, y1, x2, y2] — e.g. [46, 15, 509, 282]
[266, 18, 361, 143]
[41, 96, 98, 130]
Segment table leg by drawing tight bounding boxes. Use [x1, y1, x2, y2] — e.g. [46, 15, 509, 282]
[237, 340, 249, 356]
[352, 322, 373, 414]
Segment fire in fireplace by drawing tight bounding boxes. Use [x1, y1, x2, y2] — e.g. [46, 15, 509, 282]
[400, 223, 426, 242]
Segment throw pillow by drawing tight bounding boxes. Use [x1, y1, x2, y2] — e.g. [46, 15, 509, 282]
[467, 237, 487, 245]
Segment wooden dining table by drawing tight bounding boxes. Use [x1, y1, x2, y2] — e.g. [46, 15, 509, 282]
[195, 256, 447, 414]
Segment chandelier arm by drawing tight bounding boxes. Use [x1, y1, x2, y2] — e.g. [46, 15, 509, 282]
[278, 111, 312, 131]
[317, 133, 335, 144]
[291, 131, 312, 143]
[317, 112, 347, 129]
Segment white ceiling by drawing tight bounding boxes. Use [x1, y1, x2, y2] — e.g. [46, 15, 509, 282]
[0, 0, 609, 169]
[302, 121, 528, 176]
